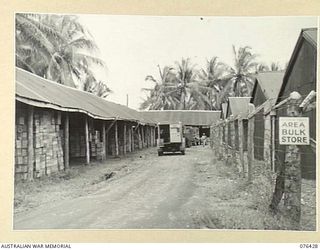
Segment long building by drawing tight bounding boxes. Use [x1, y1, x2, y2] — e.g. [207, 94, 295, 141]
[15, 67, 157, 181]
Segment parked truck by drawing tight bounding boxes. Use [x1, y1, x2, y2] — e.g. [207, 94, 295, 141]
[157, 122, 185, 156]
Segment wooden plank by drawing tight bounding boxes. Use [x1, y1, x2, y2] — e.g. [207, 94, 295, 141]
[123, 123, 127, 155]
[115, 121, 119, 156]
[247, 116, 254, 182]
[27, 105, 34, 180]
[102, 121, 106, 161]
[85, 116, 90, 164]
[64, 112, 70, 169]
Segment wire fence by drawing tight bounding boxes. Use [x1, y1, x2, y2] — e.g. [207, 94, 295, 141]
[209, 90, 317, 230]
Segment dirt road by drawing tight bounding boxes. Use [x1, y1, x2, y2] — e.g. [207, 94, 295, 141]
[14, 147, 207, 229]
[14, 146, 316, 230]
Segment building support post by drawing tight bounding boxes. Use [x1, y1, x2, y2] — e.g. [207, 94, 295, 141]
[64, 113, 70, 169]
[102, 121, 106, 161]
[128, 124, 132, 152]
[157, 124, 160, 147]
[115, 120, 119, 156]
[85, 116, 90, 165]
[141, 126, 145, 148]
[123, 123, 127, 155]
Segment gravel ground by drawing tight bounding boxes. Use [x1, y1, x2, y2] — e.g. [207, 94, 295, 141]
[14, 146, 316, 230]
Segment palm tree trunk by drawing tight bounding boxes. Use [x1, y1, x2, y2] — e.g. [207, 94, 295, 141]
[180, 91, 186, 110]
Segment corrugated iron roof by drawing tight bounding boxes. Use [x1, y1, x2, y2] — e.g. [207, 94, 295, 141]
[221, 103, 228, 119]
[302, 28, 317, 47]
[227, 97, 251, 118]
[277, 28, 317, 104]
[140, 110, 221, 126]
[253, 71, 284, 105]
[16, 67, 155, 124]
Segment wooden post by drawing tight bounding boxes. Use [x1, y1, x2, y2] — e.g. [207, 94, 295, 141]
[102, 121, 106, 161]
[157, 125, 160, 147]
[264, 114, 271, 167]
[123, 123, 127, 155]
[85, 116, 90, 164]
[283, 92, 302, 229]
[64, 113, 70, 169]
[131, 126, 135, 151]
[146, 126, 148, 148]
[153, 126, 156, 146]
[270, 111, 276, 172]
[27, 105, 34, 181]
[230, 119, 237, 167]
[224, 121, 229, 162]
[115, 120, 119, 156]
[217, 124, 222, 159]
[238, 118, 245, 177]
[141, 126, 145, 148]
[128, 124, 132, 152]
[247, 116, 255, 182]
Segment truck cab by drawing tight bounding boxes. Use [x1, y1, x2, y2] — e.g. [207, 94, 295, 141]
[157, 122, 185, 156]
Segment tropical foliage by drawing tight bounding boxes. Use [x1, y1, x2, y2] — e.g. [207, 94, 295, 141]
[15, 13, 112, 97]
[140, 46, 269, 110]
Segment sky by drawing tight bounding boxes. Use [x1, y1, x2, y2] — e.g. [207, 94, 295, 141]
[78, 15, 317, 110]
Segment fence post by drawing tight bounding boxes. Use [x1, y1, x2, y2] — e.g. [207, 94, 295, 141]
[230, 117, 237, 169]
[283, 92, 302, 229]
[247, 115, 254, 182]
[238, 118, 245, 177]
[224, 120, 229, 164]
[218, 123, 223, 160]
[270, 110, 276, 172]
[264, 113, 271, 168]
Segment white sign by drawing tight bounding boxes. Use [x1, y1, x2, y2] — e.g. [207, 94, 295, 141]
[279, 117, 309, 145]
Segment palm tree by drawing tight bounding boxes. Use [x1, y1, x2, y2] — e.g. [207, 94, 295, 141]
[270, 62, 281, 71]
[219, 46, 258, 102]
[198, 57, 228, 110]
[83, 75, 112, 98]
[174, 58, 212, 110]
[255, 63, 270, 73]
[255, 62, 281, 73]
[15, 13, 107, 90]
[140, 65, 179, 110]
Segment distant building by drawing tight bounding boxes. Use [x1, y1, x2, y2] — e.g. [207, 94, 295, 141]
[226, 97, 251, 151]
[251, 71, 284, 161]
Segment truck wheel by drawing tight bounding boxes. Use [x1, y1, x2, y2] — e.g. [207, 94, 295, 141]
[158, 151, 163, 156]
[181, 150, 185, 155]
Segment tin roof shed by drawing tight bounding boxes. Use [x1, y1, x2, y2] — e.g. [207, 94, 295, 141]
[16, 67, 155, 124]
[140, 110, 221, 126]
